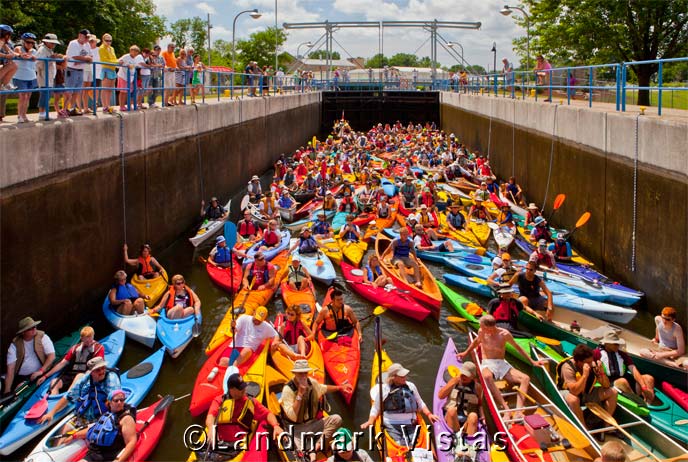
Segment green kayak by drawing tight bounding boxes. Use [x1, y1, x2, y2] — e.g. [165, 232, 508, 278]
[0, 326, 82, 429]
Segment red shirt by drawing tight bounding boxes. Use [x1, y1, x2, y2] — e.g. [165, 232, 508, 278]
[64, 342, 105, 363]
[208, 395, 272, 442]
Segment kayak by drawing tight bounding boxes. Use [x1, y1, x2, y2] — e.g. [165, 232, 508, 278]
[381, 178, 397, 197]
[280, 280, 317, 326]
[375, 234, 442, 314]
[190, 338, 269, 417]
[362, 210, 398, 242]
[518, 306, 688, 393]
[131, 269, 169, 308]
[316, 288, 360, 404]
[436, 212, 484, 249]
[0, 327, 83, 430]
[283, 209, 336, 233]
[433, 338, 490, 462]
[25, 347, 165, 462]
[271, 312, 325, 384]
[189, 199, 232, 247]
[489, 223, 515, 249]
[332, 211, 351, 230]
[513, 232, 592, 266]
[278, 203, 297, 222]
[340, 261, 431, 322]
[381, 228, 482, 261]
[244, 229, 291, 267]
[156, 309, 201, 358]
[102, 295, 157, 348]
[556, 261, 644, 299]
[662, 382, 688, 413]
[187, 423, 270, 462]
[315, 237, 343, 265]
[337, 237, 368, 267]
[370, 349, 431, 461]
[467, 219, 491, 247]
[292, 240, 336, 285]
[205, 257, 242, 294]
[442, 273, 637, 324]
[0, 330, 126, 456]
[469, 331, 601, 462]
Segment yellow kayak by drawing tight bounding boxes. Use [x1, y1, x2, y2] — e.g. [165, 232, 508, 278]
[437, 212, 484, 249]
[316, 237, 343, 264]
[468, 219, 491, 247]
[363, 210, 397, 241]
[131, 269, 168, 308]
[271, 311, 325, 384]
[337, 238, 368, 267]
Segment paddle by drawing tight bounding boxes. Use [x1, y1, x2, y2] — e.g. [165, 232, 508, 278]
[374, 315, 387, 462]
[546, 194, 566, 222]
[233, 278, 255, 316]
[447, 315, 468, 324]
[25, 373, 63, 419]
[325, 306, 387, 341]
[586, 402, 662, 462]
[0, 377, 39, 407]
[565, 212, 591, 241]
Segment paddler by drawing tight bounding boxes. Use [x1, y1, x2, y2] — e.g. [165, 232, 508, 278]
[524, 203, 541, 227]
[340, 177, 355, 197]
[208, 235, 234, 268]
[108, 271, 148, 316]
[640, 307, 687, 368]
[151, 274, 201, 320]
[309, 289, 361, 343]
[505, 176, 524, 205]
[445, 202, 466, 231]
[508, 261, 554, 321]
[259, 191, 280, 221]
[248, 174, 263, 201]
[400, 176, 417, 209]
[242, 252, 276, 292]
[312, 213, 334, 239]
[391, 227, 423, 288]
[529, 238, 558, 270]
[473, 182, 491, 202]
[486, 253, 519, 288]
[200, 196, 228, 221]
[302, 172, 318, 193]
[360, 362, 439, 444]
[457, 315, 546, 421]
[419, 186, 435, 208]
[467, 198, 489, 221]
[338, 189, 356, 214]
[283, 167, 298, 191]
[339, 214, 361, 242]
[123, 243, 164, 280]
[487, 284, 544, 329]
[4, 317, 56, 394]
[363, 255, 391, 288]
[286, 254, 312, 291]
[417, 204, 438, 228]
[497, 203, 515, 228]
[237, 209, 262, 243]
[278, 190, 296, 210]
[485, 177, 499, 195]
[530, 216, 553, 243]
[258, 219, 282, 252]
[413, 224, 453, 252]
[376, 195, 391, 219]
[279, 305, 313, 357]
[549, 233, 572, 262]
[327, 427, 374, 462]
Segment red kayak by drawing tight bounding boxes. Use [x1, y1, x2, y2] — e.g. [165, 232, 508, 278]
[316, 288, 360, 404]
[662, 382, 688, 413]
[396, 194, 412, 217]
[205, 258, 242, 294]
[340, 261, 431, 321]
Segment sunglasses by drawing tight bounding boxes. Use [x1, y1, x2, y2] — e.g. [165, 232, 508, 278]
[525, 267, 535, 272]
[111, 398, 125, 403]
[662, 316, 673, 321]
[286, 312, 296, 317]
[104, 39, 112, 42]
[175, 281, 185, 285]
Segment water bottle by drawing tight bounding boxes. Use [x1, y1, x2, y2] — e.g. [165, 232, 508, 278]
[207, 366, 219, 381]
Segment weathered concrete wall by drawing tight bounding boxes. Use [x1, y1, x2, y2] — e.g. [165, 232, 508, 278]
[0, 94, 320, 346]
[441, 93, 688, 323]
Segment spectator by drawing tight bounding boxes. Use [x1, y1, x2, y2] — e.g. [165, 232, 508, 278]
[147, 45, 164, 107]
[64, 29, 93, 116]
[13, 33, 38, 123]
[81, 34, 100, 114]
[160, 42, 177, 106]
[534, 54, 552, 101]
[502, 57, 514, 93]
[459, 69, 468, 93]
[0, 24, 18, 123]
[53, 56, 68, 117]
[275, 66, 284, 93]
[190, 53, 204, 103]
[36, 33, 64, 120]
[174, 48, 188, 105]
[98, 33, 117, 114]
[185, 47, 194, 88]
[117, 45, 143, 111]
[138, 47, 152, 108]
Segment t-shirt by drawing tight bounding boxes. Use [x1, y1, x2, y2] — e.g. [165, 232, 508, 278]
[161, 50, 177, 69]
[36, 44, 58, 87]
[117, 53, 144, 81]
[66, 39, 91, 70]
[83, 47, 100, 81]
[234, 314, 277, 351]
[7, 334, 56, 376]
[517, 272, 542, 299]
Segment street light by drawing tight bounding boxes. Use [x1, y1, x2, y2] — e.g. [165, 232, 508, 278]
[297, 41, 313, 59]
[491, 42, 497, 75]
[500, 5, 530, 74]
[232, 9, 262, 70]
[447, 42, 464, 67]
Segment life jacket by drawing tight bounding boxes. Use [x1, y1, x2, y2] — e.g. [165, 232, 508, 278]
[341, 224, 359, 242]
[326, 303, 354, 333]
[383, 383, 418, 414]
[597, 348, 629, 381]
[393, 238, 412, 258]
[304, 177, 317, 191]
[323, 196, 337, 210]
[339, 197, 354, 213]
[68, 342, 103, 374]
[489, 299, 520, 326]
[248, 182, 262, 196]
[288, 264, 308, 285]
[238, 219, 258, 237]
[137, 255, 154, 277]
[206, 205, 224, 220]
[532, 225, 552, 242]
[12, 331, 47, 376]
[283, 319, 307, 346]
[534, 250, 555, 268]
[401, 184, 416, 200]
[415, 232, 433, 248]
[313, 220, 330, 235]
[498, 210, 514, 225]
[444, 381, 479, 417]
[249, 263, 272, 286]
[114, 283, 139, 302]
[281, 379, 324, 425]
[165, 285, 195, 309]
[366, 265, 382, 281]
[262, 230, 280, 246]
[526, 211, 540, 225]
[214, 245, 232, 264]
[262, 196, 276, 214]
[298, 236, 318, 254]
[377, 203, 390, 218]
[498, 266, 517, 283]
[553, 241, 570, 258]
[471, 205, 489, 221]
[76, 373, 113, 418]
[447, 211, 465, 229]
[418, 212, 435, 227]
[284, 173, 295, 186]
[555, 358, 596, 396]
[217, 396, 257, 432]
[420, 192, 434, 207]
[86, 404, 135, 450]
[278, 196, 293, 208]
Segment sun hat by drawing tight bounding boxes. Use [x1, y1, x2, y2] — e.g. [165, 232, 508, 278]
[251, 175, 260, 181]
[42, 33, 62, 45]
[17, 317, 41, 334]
[497, 284, 514, 294]
[601, 330, 626, 346]
[528, 203, 538, 210]
[386, 363, 409, 377]
[216, 235, 226, 244]
[534, 216, 545, 225]
[291, 359, 313, 373]
[254, 306, 268, 322]
[460, 361, 477, 379]
[87, 357, 108, 372]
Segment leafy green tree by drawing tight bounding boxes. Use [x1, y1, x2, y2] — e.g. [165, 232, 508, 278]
[236, 26, 287, 69]
[366, 53, 388, 68]
[388, 53, 418, 67]
[510, 0, 688, 105]
[308, 50, 341, 60]
[168, 17, 207, 58]
[417, 56, 440, 68]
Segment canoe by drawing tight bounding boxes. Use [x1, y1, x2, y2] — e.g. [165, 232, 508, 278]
[244, 229, 291, 267]
[340, 262, 431, 322]
[271, 312, 325, 384]
[469, 331, 602, 462]
[518, 307, 688, 390]
[316, 288, 360, 404]
[292, 240, 337, 285]
[662, 382, 688, 413]
[370, 349, 431, 461]
[375, 234, 442, 314]
[205, 252, 288, 355]
[190, 338, 269, 417]
[316, 237, 343, 265]
[279, 203, 298, 223]
[467, 220, 491, 247]
[205, 257, 242, 294]
[0, 327, 83, 430]
[336, 237, 368, 267]
[0, 330, 126, 456]
[362, 209, 398, 242]
[529, 342, 688, 461]
[131, 269, 169, 308]
[433, 338, 490, 462]
[442, 273, 637, 324]
[156, 309, 201, 358]
[189, 199, 232, 247]
[25, 347, 165, 462]
[102, 295, 157, 348]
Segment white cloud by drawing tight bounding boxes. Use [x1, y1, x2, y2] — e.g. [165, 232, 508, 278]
[196, 2, 216, 15]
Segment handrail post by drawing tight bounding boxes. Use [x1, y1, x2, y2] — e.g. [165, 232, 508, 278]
[91, 61, 97, 115]
[183, 70, 187, 105]
[657, 61, 663, 116]
[614, 64, 619, 110]
[548, 69, 552, 102]
[126, 67, 131, 110]
[44, 58, 51, 121]
[621, 64, 627, 112]
[217, 71, 221, 101]
[202, 69, 206, 104]
[161, 67, 165, 107]
[566, 68, 571, 105]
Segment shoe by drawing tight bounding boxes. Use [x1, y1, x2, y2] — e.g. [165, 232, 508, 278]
[83, 108, 93, 114]
[119, 106, 128, 112]
[68, 108, 82, 116]
[149, 103, 158, 108]
[544, 98, 552, 102]
[58, 109, 69, 118]
[38, 112, 47, 119]
[17, 116, 28, 124]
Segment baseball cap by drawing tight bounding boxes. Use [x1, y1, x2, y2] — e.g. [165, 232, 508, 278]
[216, 235, 226, 244]
[538, 239, 548, 246]
[386, 363, 409, 377]
[460, 361, 477, 379]
[226, 373, 248, 390]
[254, 306, 268, 322]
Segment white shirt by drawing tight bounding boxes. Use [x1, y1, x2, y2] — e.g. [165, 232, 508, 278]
[7, 334, 56, 376]
[368, 380, 426, 425]
[66, 39, 91, 70]
[83, 46, 100, 81]
[234, 315, 277, 351]
[117, 53, 144, 81]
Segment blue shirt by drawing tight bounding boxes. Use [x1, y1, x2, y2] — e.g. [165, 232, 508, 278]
[14, 46, 37, 81]
[67, 371, 121, 421]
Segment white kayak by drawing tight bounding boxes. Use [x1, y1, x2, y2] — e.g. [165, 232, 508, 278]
[487, 222, 515, 249]
[290, 238, 336, 285]
[188, 199, 231, 247]
[102, 296, 157, 348]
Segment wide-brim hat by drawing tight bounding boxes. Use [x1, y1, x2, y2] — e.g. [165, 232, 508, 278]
[17, 317, 41, 334]
[601, 330, 626, 345]
[291, 359, 313, 373]
[42, 33, 62, 45]
[386, 363, 409, 377]
[87, 357, 108, 372]
[528, 203, 538, 210]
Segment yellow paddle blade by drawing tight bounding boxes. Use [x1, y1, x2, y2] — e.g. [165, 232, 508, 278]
[372, 305, 387, 316]
[575, 211, 591, 228]
[535, 336, 561, 346]
[465, 303, 484, 316]
[552, 415, 592, 450]
[447, 316, 467, 324]
[447, 365, 461, 378]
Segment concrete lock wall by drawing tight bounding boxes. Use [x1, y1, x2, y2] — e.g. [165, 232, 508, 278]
[0, 93, 321, 345]
[440, 92, 688, 323]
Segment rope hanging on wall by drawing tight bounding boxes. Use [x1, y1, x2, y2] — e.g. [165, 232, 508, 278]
[512, 100, 516, 176]
[631, 114, 639, 272]
[541, 104, 558, 213]
[117, 113, 127, 243]
[486, 98, 493, 161]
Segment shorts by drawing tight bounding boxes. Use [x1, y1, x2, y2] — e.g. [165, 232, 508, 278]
[101, 68, 117, 80]
[13, 78, 37, 90]
[140, 75, 151, 91]
[164, 70, 175, 91]
[392, 256, 416, 268]
[481, 359, 513, 381]
[117, 77, 135, 93]
[38, 87, 52, 108]
[84, 448, 120, 462]
[65, 68, 84, 90]
[527, 295, 548, 311]
[560, 387, 605, 405]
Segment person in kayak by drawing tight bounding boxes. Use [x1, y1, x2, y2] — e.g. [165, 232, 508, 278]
[280, 360, 352, 459]
[486, 253, 520, 289]
[594, 330, 655, 403]
[279, 305, 313, 357]
[400, 176, 417, 209]
[473, 182, 490, 203]
[363, 255, 391, 288]
[152, 274, 201, 320]
[437, 360, 483, 435]
[123, 243, 164, 280]
[497, 203, 515, 228]
[67, 389, 136, 462]
[556, 344, 618, 429]
[458, 315, 546, 421]
[259, 220, 282, 252]
[339, 190, 356, 214]
[640, 306, 687, 368]
[278, 190, 296, 210]
[391, 227, 422, 288]
[200, 196, 228, 221]
[360, 362, 439, 444]
[259, 191, 280, 221]
[242, 252, 276, 291]
[467, 198, 489, 221]
[524, 203, 541, 226]
[202, 373, 284, 460]
[108, 270, 148, 316]
[209, 235, 234, 268]
[237, 209, 262, 243]
[339, 214, 361, 242]
[508, 262, 554, 321]
[38, 326, 104, 395]
[417, 204, 438, 228]
[327, 427, 374, 462]
[529, 239, 558, 270]
[445, 202, 466, 231]
[413, 224, 454, 252]
[283, 167, 298, 191]
[248, 175, 263, 201]
[286, 254, 312, 291]
[310, 289, 361, 342]
[39, 357, 121, 443]
[4, 317, 56, 394]
[530, 216, 553, 243]
[505, 177, 524, 205]
[549, 233, 573, 262]
[487, 284, 544, 330]
[312, 213, 334, 239]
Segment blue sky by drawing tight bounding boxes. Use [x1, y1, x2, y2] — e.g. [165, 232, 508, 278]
[153, 0, 526, 70]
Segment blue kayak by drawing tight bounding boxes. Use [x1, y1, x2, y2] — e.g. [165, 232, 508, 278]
[381, 227, 482, 260]
[381, 178, 397, 197]
[102, 296, 157, 348]
[332, 211, 351, 231]
[244, 229, 291, 266]
[0, 330, 126, 456]
[283, 209, 335, 233]
[157, 310, 201, 358]
[292, 245, 336, 285]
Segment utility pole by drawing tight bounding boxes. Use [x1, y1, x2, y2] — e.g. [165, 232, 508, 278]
[207, 13, 212, 67]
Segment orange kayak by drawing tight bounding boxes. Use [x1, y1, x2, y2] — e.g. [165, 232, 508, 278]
[271, 311, 325, 384]
[363, 209, 398, 242]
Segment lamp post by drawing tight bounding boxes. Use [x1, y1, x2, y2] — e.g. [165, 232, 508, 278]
[297, 41, 313, 59]
[232, 9, 262, 70]
[500, 5, 530, 74]
[491, 42, 497, 94]
[447, 41, 464, 66]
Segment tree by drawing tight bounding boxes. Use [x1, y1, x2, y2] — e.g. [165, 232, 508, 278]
[236, 26, 287, 69]
[388, 53, 418, 67]
[512, 0, 688, 105]
[168, 17, 207, 58]
[308, 50, 341, 60]
[366, 53, 388, 68]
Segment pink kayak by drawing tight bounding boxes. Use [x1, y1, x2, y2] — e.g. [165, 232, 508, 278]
[662, 382, 688, 413]
[205, 258, 242, 294]
[340, 261, 431, 321]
